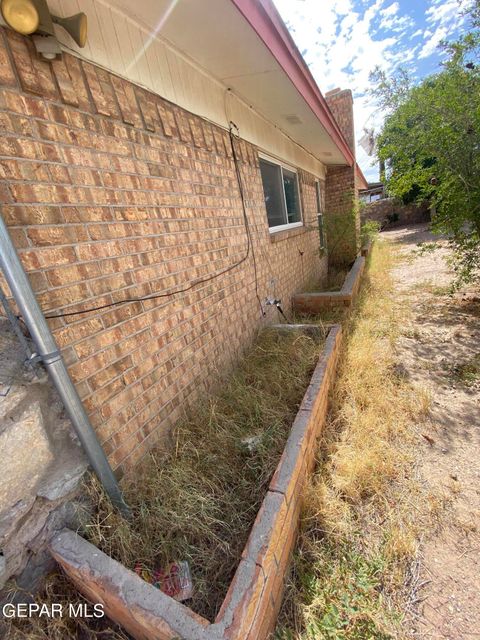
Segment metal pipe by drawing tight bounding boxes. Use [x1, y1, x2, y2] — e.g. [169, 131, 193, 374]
[0, 212, 129, 516]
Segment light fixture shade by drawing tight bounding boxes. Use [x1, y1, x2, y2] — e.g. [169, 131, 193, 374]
[1, 0, 39, 35]
[52, 12, 87, 48]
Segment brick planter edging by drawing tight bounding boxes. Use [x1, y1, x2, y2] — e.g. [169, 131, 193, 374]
[292, 255, 366, 314]
[49, 325, 343, 640]
[361, 239, 372, 257]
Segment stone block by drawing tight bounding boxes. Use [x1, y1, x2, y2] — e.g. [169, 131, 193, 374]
[0, 401, 54, 516]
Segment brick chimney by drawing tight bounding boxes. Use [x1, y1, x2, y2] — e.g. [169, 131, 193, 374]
[323, 88, 359, 266]
[325, 88, 355, 156]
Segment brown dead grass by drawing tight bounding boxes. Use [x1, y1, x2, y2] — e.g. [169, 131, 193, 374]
[5, 327, 326, 638]
[275, 240, 432, 639]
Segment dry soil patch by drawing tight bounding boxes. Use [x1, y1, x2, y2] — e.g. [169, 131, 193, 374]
[384, 224, 480, 640]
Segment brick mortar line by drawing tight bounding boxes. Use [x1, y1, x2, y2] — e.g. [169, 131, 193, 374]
[69, 274, 257, 393]
[94, 303, 262, 425]
[58, 283, 280, 378]
[38, 247, 251, 319]
[87, 299, 254, 408]
[0, 124, 236, 166]
[0, 101, 234, 155]
[14, 230, 248, 266]
[99, 327, 251, 458]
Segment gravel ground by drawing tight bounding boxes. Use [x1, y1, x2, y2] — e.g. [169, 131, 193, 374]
[384, 224, 480, 640]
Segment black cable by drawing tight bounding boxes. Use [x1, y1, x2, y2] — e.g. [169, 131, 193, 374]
[276, 303, 291, 324]
[42, 123, 262, 320]
[228, 122, 265, 317]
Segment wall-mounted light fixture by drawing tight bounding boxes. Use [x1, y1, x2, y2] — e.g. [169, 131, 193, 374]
[0, 0, 87, 59]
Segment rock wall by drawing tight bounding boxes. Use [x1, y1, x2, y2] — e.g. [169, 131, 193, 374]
[0, 319, 87, 593]
[361, 197, 430, 228]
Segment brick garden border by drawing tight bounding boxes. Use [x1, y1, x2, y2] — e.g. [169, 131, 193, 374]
[49, 324, 343, 640]
[361, 239, 372, 257]
[292, 255, 366, 314]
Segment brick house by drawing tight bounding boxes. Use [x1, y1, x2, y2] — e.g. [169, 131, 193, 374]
[0, 0, 367, 475]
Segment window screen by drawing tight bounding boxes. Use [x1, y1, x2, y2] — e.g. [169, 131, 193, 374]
[259, 159, 285, 228]
[259, 158, 302, 230]
[283, 168, 301, 224]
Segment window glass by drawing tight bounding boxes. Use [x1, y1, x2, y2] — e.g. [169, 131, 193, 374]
[282, 168, 301, 223]
[259, 159, 286, 228]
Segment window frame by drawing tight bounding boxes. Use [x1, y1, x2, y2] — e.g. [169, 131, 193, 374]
[258, 152, 303, 234]
[315, 180, 326, 250]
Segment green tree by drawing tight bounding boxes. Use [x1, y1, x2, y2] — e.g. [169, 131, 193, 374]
[370, 1, 480, 287]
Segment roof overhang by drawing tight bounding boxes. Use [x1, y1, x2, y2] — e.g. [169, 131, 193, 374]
[229, 0, 356, 167]
[105, 0, 357, 167]
[356, 165, 369, 190]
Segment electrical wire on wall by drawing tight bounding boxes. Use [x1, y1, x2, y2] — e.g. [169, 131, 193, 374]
[228, 121, 265, 317]
[224, 87, 289, 322]
[36, 124, 264, 321]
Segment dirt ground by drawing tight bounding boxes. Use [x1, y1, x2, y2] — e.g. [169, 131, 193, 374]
[383, 224, 480, 640]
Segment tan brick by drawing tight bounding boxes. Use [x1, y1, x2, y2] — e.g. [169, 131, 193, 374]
[5, 30, 57, 100]
[111, 75, 142, 128]
[27, 225, 88, 247]
[51, 57, 79, 107]
[0, 29, 17, 87]
[82, 62, 118, 118]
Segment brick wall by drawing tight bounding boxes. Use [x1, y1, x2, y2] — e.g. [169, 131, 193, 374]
[324, 165, 359, 266]
[325, 88, 355, 155]
[324, 89, 359, 265]
[0, 28, 328, 473]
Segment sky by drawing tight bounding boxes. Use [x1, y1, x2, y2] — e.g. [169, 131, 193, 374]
[272, 0, 472, 182]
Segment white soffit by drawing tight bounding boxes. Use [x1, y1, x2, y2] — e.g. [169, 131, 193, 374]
[54, 0, 346, 165]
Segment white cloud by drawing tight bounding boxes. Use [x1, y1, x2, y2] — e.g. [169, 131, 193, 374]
[273, 0, 411, 181]
[381, 2, 400, 17]
[418, 25, 448, 58]
[419, 0, 472, 58]
[272, 0, 472, 182]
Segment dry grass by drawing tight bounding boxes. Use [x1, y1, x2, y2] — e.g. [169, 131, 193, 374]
[86, 329, 325, 621]
[5, 326, 327, 639]
[304, 265, 351, 293]
[275, 241, 432, 639]
[1, 575, 130, 640]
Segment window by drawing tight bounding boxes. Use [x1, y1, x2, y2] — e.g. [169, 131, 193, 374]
[315, 180, 326, 250]
[259, 155, 302, 231]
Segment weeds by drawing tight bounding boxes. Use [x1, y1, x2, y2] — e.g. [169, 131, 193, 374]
[2, 573, 130, 640]
[85, 329, 325, 622]
[275, 241, 431, 639]
[360, 220, 381, 246]
[449, 354, 480, 386]
[6, 328, 325, 638]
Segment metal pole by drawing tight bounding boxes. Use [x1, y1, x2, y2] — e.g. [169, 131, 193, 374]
[0, 212, 129, 516]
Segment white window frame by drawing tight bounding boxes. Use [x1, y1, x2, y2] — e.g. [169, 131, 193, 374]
[315, 180, 326, 250]
[258, 152, 303, 234]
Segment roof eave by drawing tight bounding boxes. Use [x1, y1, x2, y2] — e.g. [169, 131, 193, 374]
[356, 164, 369, 190]
[229, 0, 356, 167]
